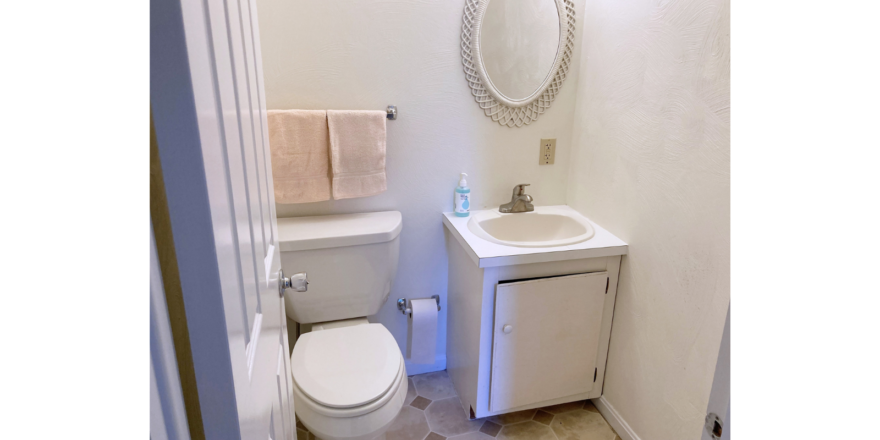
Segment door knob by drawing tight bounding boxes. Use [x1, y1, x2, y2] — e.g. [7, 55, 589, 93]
[502, 325, 513, 334]
[279, 269, 308, 297]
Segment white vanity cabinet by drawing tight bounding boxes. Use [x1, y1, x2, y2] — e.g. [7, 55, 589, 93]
[491, 272, 608, 412]
[442, 208, 627, 419]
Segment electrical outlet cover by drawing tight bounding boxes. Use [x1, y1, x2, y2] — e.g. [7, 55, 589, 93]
[539, 138, 556, 165]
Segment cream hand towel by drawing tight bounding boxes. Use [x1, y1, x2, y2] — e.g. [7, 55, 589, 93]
[327, 110, 387, 200]
[268, 109, 331, 204]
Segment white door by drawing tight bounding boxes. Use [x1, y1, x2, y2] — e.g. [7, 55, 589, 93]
[701, 306, 730, 440]
[151, 220, 192, 440]
[150, 0, 295, 438]
[490, 272, 608, 412]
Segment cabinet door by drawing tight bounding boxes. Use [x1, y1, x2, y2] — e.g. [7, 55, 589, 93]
[490, 272, 608, 412]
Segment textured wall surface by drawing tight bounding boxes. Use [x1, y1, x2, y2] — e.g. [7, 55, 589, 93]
[255, 0, 585, 374]
[566, 0, 730, 438]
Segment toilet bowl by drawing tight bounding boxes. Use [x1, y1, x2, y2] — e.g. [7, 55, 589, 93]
[278, 211, 405, 440]
[290, 320, 406, 440]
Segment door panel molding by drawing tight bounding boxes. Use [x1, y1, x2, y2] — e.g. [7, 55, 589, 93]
[151, 0, 292, 438]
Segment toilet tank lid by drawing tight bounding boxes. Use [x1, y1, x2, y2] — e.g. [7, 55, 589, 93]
[277, 211, 402, 252]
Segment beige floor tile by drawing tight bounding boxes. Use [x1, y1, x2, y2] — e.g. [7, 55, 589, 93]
[496, 421, 557, 440]
[412, 371, 458, 401]
[479, 420, 502, 437]
[448, 433, 496, 440]
[533, 410, 554, 426]
[405, 378, 417, 405]
[550, 410, 617, 440]
[425, 397, 483, 437]
[380, 406, 430, 440]
[411, 396, 432, 410]
[485, 409, 537, 426]
[307, 370, 621, 440]
[583, 400, 599, 413]
[543, 400, 586, 414]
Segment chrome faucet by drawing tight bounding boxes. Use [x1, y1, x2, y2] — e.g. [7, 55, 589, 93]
[499, 184, 534, 213]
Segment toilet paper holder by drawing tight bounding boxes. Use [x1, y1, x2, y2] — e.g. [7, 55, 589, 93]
[397, 295, 441, 316]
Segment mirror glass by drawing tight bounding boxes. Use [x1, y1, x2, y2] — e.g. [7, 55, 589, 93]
[479, 0, 560, 101]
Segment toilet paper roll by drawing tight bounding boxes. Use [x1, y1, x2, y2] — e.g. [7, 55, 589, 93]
[406, 299, 438, 364]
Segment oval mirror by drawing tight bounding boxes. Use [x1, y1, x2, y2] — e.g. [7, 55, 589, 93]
[461, 0, 575, 127]
[480, 0, 560, 101]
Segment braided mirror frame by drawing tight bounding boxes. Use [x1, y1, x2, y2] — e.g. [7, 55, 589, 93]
[461, 0, 576, 127]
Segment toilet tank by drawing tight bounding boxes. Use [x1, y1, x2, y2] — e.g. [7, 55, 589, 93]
[278, 211, 402, 324]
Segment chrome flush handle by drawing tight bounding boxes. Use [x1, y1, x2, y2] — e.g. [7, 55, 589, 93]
[279, 269, 309, 297]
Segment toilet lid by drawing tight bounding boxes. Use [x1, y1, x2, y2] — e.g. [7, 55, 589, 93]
[291, 323, 402, 409]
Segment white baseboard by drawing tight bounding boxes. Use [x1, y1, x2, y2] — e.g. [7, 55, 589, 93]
[593, 396, 641, 440]
[404, 355, 446, 376]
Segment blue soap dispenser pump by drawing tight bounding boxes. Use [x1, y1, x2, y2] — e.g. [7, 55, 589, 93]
[454, 173, 471, 217]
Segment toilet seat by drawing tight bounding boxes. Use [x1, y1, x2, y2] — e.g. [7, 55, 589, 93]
[292, 356, 407, 440]
[291, 323, 402, 409]
[293, 356, 405, 418]
[291, 323, 408, 440]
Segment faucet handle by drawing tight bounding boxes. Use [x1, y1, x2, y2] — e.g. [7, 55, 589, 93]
[512, 183, 531, 196]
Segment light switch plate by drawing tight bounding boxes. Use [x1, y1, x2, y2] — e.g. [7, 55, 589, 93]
[539, 138, 556, 165]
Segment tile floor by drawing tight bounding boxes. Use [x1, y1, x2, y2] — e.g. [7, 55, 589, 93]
[295, 370, 621, 440]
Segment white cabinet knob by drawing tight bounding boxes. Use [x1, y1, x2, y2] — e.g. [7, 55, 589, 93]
[502, 325, 513, 334]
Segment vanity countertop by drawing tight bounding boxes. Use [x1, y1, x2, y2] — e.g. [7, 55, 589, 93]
[442, 205, 628, 268]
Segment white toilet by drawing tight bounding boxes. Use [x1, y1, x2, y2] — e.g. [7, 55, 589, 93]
[279, 211, 406, 440]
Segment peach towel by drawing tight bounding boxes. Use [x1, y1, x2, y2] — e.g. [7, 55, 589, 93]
[268, 110, 331, 204]
[327, 110, 387, 200]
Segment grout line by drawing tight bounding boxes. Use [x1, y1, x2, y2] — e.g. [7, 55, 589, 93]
[422, 400, 435, 432]
[410, 377, 422, 396]
[550, 415, 561, 440]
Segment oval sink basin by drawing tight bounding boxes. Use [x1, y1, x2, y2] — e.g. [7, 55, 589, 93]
[466, 206, 595, 248]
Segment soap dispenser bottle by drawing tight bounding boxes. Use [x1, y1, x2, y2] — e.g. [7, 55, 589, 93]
[454, 173, 471, 217]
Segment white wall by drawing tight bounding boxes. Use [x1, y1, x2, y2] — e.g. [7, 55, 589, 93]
[256, 0, 585, 374]
[566, 0, 730, 439]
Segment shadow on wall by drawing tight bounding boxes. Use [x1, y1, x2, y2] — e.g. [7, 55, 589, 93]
[565, 0, 730, 438]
